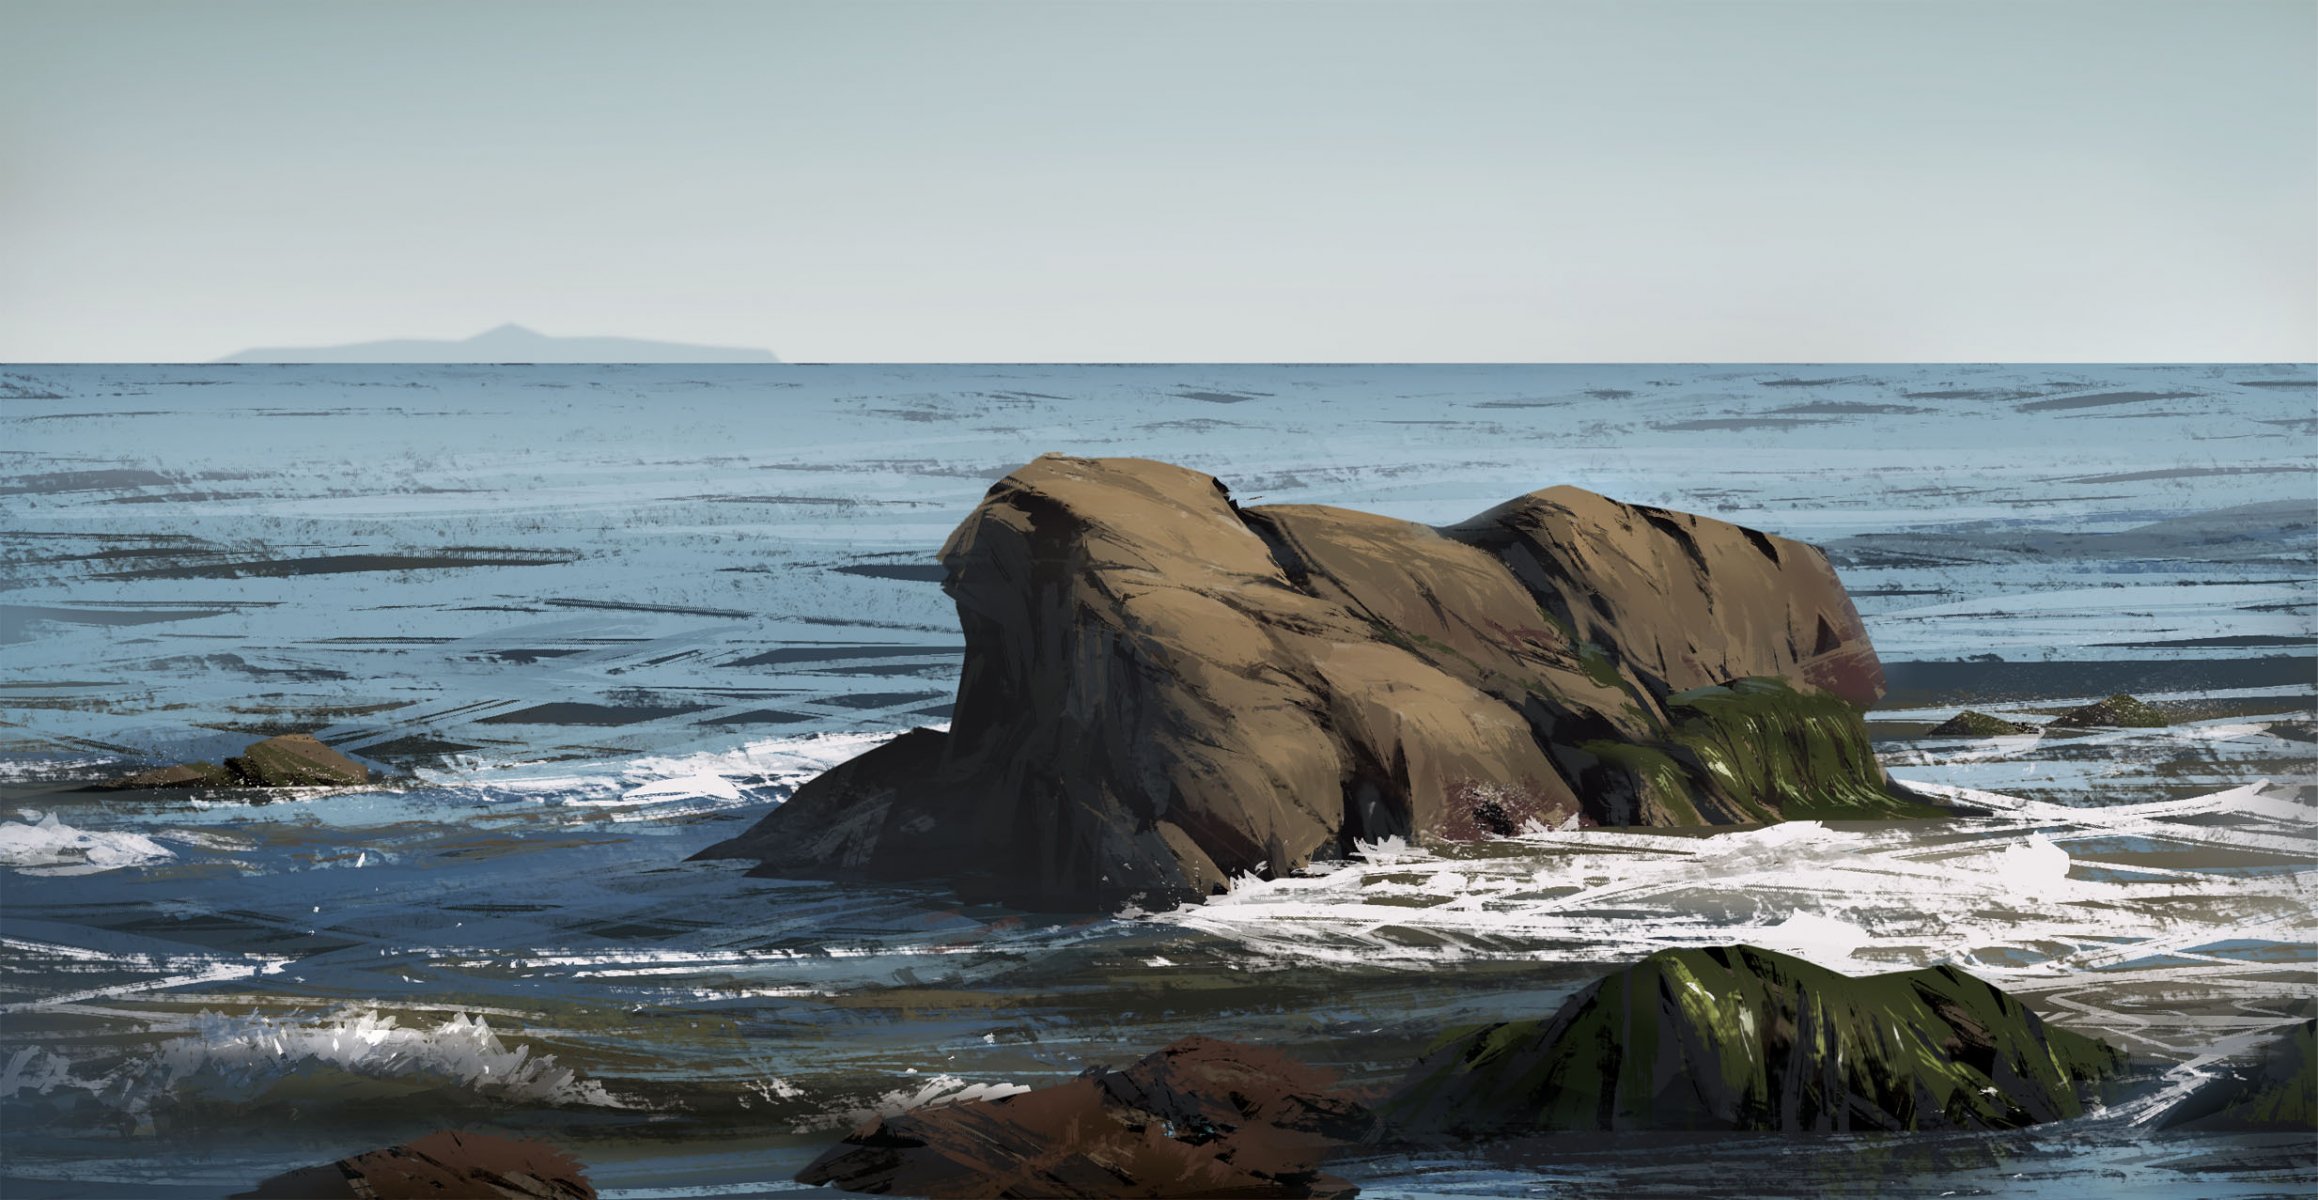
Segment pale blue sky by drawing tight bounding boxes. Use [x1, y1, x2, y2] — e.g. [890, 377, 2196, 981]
[3, 0, 2311, 361]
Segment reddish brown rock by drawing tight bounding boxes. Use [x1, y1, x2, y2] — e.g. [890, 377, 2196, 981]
[798, 1036, 1379, 1198]
[700, 455, 1917, 908]
[234, 1130, 594, 1199]
[103, 732, 371, 791]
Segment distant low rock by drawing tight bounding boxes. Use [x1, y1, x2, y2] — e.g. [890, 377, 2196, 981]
[234, 1129, 595, 1199]
[226, 733, 372, 786]
[699, 455, 1931, 909]
[798, 1036, 1380, 1198]
[104, 733, 371, 790]
[1925, 710, 2040, 737]
[2157, 1019, 2316, 1132]
[110, 761, 241, 789]
[2047, 693, 2170, 729]
[1383, 945, 2124, 1136]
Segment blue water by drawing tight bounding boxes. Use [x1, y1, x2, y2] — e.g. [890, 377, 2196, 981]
[2, 364, 2312, 1197]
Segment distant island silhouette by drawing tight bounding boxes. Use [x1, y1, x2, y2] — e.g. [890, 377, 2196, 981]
[218, 323, 781, 363]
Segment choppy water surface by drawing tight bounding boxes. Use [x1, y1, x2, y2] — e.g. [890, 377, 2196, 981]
[2, 364, 2313, 1197]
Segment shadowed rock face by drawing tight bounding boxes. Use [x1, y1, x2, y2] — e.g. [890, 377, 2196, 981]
[797, 1036, 1380, 1198]
[1383, 945, 2124, 1137]
[233, 1129, 595, 1199]
[700, 455, 1919, 908]
[2158, 1019, 2317, 1132]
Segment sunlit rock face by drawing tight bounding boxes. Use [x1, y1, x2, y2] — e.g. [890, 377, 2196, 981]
[700, 455, 1923, 909]
[1384, 945, 2126, 1136]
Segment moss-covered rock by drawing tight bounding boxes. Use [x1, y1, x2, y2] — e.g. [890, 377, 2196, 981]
[2157, 1019, 2316, 1132]
[1383, 945, 2124, 1136]
[2047, 693, 2169, 729]
[1925, 710, 2040, 737]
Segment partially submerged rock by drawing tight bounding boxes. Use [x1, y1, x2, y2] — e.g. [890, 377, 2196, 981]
[103, 732, 371, 790]
[1384, 945, 2123, 1136]
[2047, 693, 2170, 729]
[2157, 1019, 2316, 1132]
[234, 1129, 595, 1199]
[1925, 710, 2040, 737]
[701, 455, 1925, 908]
[798, 1036, 1379, 1198]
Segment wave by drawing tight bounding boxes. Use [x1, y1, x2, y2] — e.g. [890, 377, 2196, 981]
[0, 1008, 623, 1119]
[0, 811, 173, 875]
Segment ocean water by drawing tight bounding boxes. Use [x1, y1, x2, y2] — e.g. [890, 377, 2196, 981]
[1, 363, 2313, 1197]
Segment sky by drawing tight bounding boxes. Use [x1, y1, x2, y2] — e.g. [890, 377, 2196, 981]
[2, 0, 2312, 363]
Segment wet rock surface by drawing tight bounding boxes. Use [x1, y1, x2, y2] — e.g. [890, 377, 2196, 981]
[1384, 945, 2124, 1136]
[797, 1036, 1380, 1198]
[103, 732, 371, 790]
[701, 455, 1927, 908]
[234, 1129, 595, 1199]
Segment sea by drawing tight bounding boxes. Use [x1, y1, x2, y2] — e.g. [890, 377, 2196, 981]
[2, 363, 2313, 1197]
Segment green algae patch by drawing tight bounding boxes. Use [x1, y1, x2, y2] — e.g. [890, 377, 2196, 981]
[1383, 945, 2125, 1137]
[1665, 678, 1943, 821]
[1925, 710, 2041, 737]
[2048, 693, 2170, 729]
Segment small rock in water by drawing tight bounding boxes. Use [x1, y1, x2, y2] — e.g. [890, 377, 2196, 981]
[1924, 710, 2040, 737]
[102, 732, 371, 790]
[798, 1035, 1379, 1198]
[233, 1129, 595, 1198]
[2047, 693, 2171, 729]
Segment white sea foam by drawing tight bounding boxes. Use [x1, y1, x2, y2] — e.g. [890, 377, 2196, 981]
[1138, 780, 2317, 1053]
[0, 812, 173, 875]
[792, 1072, 1033, 1133]
[0, 1008, 622, 1115]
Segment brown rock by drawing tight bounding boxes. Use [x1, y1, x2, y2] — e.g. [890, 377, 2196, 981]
[233, 1129, 594, 1199]
[699, 455, 1913, 908]
[226, 733, 371, 787]
[797, 1036, 1377, 1198]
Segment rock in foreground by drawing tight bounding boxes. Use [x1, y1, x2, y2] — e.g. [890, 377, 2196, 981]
[105, 733, 371, 790]
[798, 1036, 1380, 1198]
[2047, 693, 2170, 729]
[2157, 1019, 2316, 1132]
[234, 1129, 594, 1199]
[1925, 710, 2040, 737]
[1385, 945, 2123, 1136]
[701, 455, 1926, 908]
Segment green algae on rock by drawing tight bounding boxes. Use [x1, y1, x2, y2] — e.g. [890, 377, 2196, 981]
[1925, 710, 2041, 737]
[1384, 945, 2124, 1136]
[2047, 693, 2171, 729]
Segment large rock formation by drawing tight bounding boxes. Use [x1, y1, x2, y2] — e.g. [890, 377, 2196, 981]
[1384, 945, 2124, 1136]
[700, 455, 1926, 908]
[798, 1037, 1379, 1198]
[2156, 1019, 2316, 1132]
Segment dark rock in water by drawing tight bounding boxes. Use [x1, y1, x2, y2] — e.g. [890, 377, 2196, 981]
[103, 732, 371, 790]
[699, 455, 1927, 909]
[797, 1036, 1379, 1198]
[225, 732, 372, 786]
[2157, 1019, 2317, 1132]
[1925, 710, 2041, 737]
[110, 761, 241, 789]
[1383, 945, 2123, 1136]
[233, 1129, 595, 1198]
[2047, 693, 2170, 729]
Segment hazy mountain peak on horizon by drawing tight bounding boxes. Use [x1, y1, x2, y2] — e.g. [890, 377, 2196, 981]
[218, 324, 781, 363]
